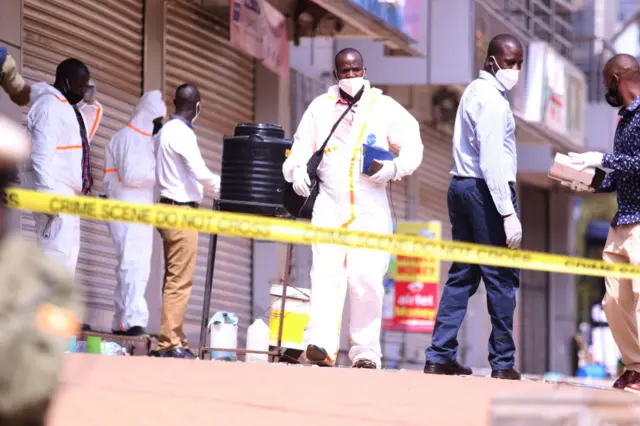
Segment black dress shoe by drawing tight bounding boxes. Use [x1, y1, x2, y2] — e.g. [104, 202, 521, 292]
[424, 360, 473, 376]
[491, 368, 521, 380]
[305, 344, 333, 367]
[112, 326, 148, 337]
[353, 359, 377, 369]
[152, 348, 196, 359]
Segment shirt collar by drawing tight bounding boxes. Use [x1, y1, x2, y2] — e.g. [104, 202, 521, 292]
[625, 95, 640, 114]
[170, 114, 194, 129]
[479, 70, 506, 93]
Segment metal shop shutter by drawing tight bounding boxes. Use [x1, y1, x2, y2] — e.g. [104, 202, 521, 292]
[164, 2, 255, 345]
[21, 0, 144, 329]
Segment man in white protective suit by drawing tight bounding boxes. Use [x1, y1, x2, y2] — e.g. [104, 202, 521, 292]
[24, 58, 92, 276]
[77, 79, 103, 143]
[104, 90, 167, 336]
[282, 48, 424, 369]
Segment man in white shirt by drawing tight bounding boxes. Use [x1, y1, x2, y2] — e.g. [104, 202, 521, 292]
[152, 83, 220, 359]
[424, 34, 524, 380]
[24, 58, 92, 275]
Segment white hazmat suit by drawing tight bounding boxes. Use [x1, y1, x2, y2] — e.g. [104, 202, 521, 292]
[104, 90, 166, 332]
[282, 81, 423, 367]
[24, 82, 84, 275]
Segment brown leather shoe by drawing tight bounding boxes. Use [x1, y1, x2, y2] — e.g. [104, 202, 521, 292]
[613, 370, 640, 389]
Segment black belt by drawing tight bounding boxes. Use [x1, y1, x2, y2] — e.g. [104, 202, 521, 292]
[158, 197, 198, 209]
[452, 176, 516, 186]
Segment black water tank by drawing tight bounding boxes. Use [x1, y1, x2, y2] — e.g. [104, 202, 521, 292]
[220, 123, 292, 215]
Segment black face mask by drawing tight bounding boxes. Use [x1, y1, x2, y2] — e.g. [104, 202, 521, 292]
[152, 119, 163, 135]
[61, 79, 83, 105]
[605, 77, 624, 108]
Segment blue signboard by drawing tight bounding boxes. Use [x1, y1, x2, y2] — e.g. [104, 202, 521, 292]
[348, 0, 421, 41]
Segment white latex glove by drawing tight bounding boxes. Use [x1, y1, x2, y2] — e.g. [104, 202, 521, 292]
[292, 166, 311, 197]
[42, 215, 62, 240]
[370, 160, 397, 184]
[503, 214, 522, 250]
[568, 152, 604, 171]
[561, 180, 595, 193]
[211, 174, 221, 195]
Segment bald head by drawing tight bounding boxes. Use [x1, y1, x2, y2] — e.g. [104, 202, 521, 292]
[487, 34, 523, 58]
[603, 54, 640, 85]
[334, 48, 365, 81]
[174, 83, 201, 123]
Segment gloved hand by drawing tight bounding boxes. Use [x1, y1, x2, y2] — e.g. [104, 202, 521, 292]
[561, 180, 595, 193]
[568, 152, 604, 171]
[292, 166, 311, 197]
[370, 160, 397, 184]
[503, 214, 522, 249]
[42, 215, 62, 240]
[211, 174, 221, 195]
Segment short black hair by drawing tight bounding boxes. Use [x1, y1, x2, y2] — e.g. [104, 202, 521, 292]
[486, 34, 522, 58]
[334, 48, 363, 70]
[174, 83, 200, 109]
[55, 58, 89, 82]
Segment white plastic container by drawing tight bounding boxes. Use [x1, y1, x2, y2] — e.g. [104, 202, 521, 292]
[268, 284, 311, 351]
[245, 319, 270, 363]
[208, 312, 238, 361]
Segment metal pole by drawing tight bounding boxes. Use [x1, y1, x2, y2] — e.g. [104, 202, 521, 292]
[275, 243, 294, 361]
[198, 199, 220, 359]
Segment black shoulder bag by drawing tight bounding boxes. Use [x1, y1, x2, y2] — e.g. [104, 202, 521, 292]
[281, 88, 363, 219]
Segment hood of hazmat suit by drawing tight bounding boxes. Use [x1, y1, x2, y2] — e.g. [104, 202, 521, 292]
[104, 90, 166, 202]
[77, 79, 103, 143]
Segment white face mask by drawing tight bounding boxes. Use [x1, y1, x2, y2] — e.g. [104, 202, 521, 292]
[491, 56, 520, 91]
[338, 76, 365, 97]
[192, 101, 201, 124]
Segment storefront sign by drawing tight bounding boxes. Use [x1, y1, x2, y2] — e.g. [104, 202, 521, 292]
[230, 0, 289, 78]
[523, 41, 586, 146]
[348, 0, 421, 41]
[382, 221, 441, 333]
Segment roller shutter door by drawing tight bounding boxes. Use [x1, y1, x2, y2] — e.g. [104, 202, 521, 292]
[164, 2, 255, 344]
[21, 0, 144, 329]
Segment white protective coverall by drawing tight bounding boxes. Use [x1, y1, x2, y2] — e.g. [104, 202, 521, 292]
[23, 82, 84, 275]
[78, 80, 103, 143]
[104, 90, 166, 331]
[282, 81, 423, 366]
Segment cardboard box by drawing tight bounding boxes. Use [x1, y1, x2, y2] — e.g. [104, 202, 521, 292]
[548, 153, 606, 189]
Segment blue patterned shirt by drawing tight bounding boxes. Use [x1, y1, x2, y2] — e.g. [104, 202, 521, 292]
[599, 95, 640, 227]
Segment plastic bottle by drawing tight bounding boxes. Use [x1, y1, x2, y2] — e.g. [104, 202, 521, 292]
[208, 311, 239, 361]
[245, 319, 270, 363]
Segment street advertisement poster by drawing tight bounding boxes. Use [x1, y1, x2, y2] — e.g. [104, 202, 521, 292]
[382, 221, 441, 333]
[230, 0, 289, 78]
[348, 0, 421, 41]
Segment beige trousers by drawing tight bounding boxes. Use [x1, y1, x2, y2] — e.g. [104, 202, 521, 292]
[602, 224, 640, 373]
[156, 226, 199, 351]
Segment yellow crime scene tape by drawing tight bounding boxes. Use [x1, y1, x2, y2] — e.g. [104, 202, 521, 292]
[5, 188, 639, 279]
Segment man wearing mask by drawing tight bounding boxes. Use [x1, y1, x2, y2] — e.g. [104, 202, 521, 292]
[105, 90, 166, 337]
[23, 58, 92, 275]
[424, 34, 524, 380]
[78, 79, 103, 143]
[282, 48, 424, 369]
[152, 83, 220, 358]
[566, 54, 640, 392]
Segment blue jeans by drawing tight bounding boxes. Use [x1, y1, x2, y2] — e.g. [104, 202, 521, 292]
[426, 177, 520, 370]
